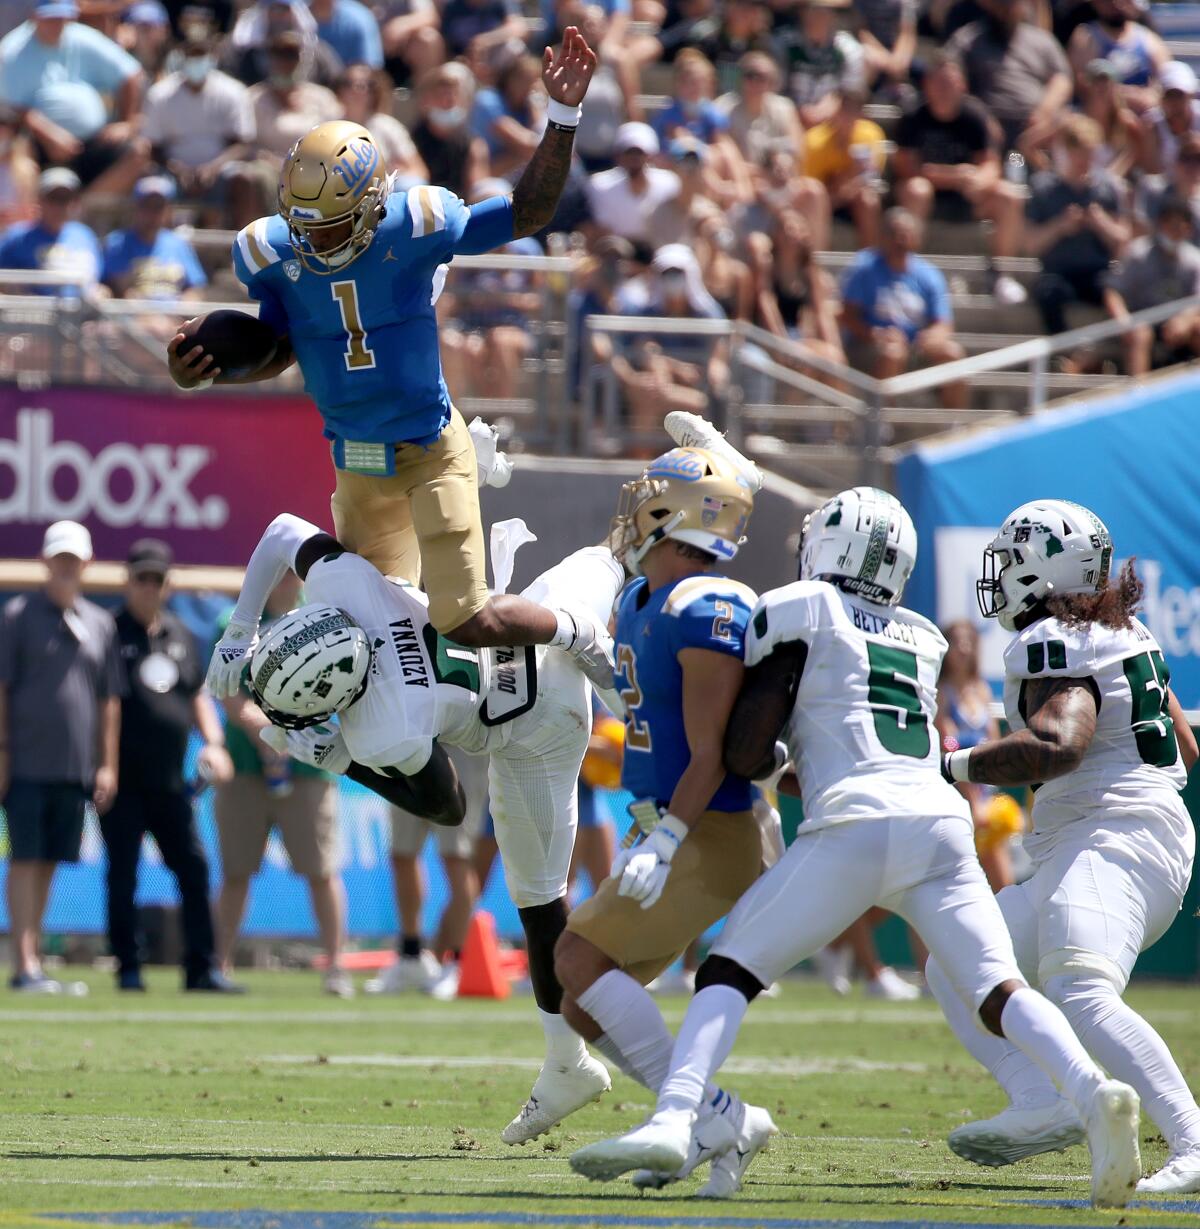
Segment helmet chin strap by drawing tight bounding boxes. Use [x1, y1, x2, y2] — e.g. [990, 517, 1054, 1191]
[628, 510, 687, 574]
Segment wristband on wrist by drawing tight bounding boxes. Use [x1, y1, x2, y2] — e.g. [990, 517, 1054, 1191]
[655, 813, 689, 848]
[945, 748, 973, 783]
[546, 98, 582, 128]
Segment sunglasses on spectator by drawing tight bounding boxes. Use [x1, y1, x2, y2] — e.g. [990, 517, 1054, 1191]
[132, 572, 166, 587]
[743, 68, 770, 81]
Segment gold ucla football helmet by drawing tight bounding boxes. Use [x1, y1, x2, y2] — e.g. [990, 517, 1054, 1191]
[278, 120, 389, 274]
[611, 447, 754, 574]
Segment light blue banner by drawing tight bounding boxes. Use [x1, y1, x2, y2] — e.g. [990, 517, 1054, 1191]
[896, 370, 1200, 707]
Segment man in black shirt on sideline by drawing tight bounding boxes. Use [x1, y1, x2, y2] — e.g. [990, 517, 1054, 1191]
[104, 539, 240, 993]
[893, 52, 1027, 304]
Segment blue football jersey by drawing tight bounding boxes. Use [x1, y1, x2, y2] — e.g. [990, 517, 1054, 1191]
[232, 184, 474, 446]
[613, 573, 757, 813]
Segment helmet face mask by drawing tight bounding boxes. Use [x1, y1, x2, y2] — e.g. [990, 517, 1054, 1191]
[800, 487, 917, 606]
[976, 499, 1113, 632]
[279, 121, 388, 275]
[610, 448, 753, 575]
[248, 604, 373, 730]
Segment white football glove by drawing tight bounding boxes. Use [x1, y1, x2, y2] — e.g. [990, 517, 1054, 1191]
[616, 815, 688, 910]
[467, 415, 513, 489]
[206, 616, 259, 697]
[259, 722, 352, 775]
[553, 605, 616, 690]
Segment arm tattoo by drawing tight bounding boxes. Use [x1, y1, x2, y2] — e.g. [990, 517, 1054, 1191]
[511, 125, 575, 237]
[966, 676, 1099, 787]
[724, 642, 807, 780]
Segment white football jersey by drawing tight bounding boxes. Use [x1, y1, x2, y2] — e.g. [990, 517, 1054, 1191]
[302, 552, 526, 774]
[746, 580, 967, 829]
[1003, 616, 1187, 837]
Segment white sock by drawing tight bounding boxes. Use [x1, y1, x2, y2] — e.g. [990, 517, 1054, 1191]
[577, 970, 674, 1091]
[657, 985, 748, 1117]
[1047, 974, 1200, 1153]
[594, 1032, 642, 1086]
[926, 957, 1060, 1110]
[539, 1007, 588, 1067]
[1000, 986, 1105, 1114]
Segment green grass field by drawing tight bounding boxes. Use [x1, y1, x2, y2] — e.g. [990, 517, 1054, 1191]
[4, 970, 1200, 1229]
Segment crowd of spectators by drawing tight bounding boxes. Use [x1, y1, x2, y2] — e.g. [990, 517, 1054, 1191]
[0, 0, 1198, 403]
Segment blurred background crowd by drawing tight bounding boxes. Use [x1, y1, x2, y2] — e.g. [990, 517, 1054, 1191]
[2, 0, 1200, 410]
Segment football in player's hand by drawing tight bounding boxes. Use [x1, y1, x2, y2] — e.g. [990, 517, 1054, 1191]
[179, 310, 278, 380]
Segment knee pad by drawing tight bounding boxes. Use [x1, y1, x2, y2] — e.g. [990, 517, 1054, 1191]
[1038, 947, 1128, 994]
[695, 954, 765, 1002]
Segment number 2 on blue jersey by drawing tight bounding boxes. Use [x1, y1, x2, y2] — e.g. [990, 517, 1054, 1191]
[616, 644, 652, 751]
[332, 280, 376, 371]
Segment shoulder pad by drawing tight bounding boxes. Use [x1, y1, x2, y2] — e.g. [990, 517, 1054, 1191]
[233, 216, 288, 281]
[663, 575, 757, 618]
[405, 184, 463, 239]
[745, 580, 829, 664]
[1004, 616, 1096, 680]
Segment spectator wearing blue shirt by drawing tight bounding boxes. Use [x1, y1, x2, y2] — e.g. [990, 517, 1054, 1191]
[439, 0, 522, 62]
[309, 0, 382, 67]
[0, 0, 148, 195]
[101, 175, 206, 306]
[471, 53, 545, 178]
[841, 207, 967, 408]
[652, 48, 750, 209]
[0, 166, 100, 294]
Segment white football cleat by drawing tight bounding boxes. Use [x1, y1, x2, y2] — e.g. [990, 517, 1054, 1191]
[865, 966, 921, 1001]
[699, 1102, 779, 1198]
[813, 944, 853, 997]
[501, 1054, 611, 1145]
[1086, 1079, 1141, 1209]
[363, 952, 441, 995]
[425, 961, 460, 1002]
[571, 1108, 706, 1182]
[949, 1098, 1085, 1167]
[1137, 1144, 1200, 1194]
[663, 412, 763, 493]
[631, 1103, 739, 1189]
[322, 968, 355, 999]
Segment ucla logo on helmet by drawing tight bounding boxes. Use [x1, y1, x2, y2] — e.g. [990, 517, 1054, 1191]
[331, 139, 378, 195]
[647, 448, 704, 482]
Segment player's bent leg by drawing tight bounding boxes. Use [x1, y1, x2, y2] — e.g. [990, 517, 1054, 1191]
[895, 823, 1138, 1208]
[330, 469, 422, 585]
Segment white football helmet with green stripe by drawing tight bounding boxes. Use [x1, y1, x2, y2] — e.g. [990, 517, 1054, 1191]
[799, 487, 917, 606]
[977, 499, 1114, 632]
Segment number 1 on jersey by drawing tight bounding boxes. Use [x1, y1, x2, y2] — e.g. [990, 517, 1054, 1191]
[332, 280, 376, 371]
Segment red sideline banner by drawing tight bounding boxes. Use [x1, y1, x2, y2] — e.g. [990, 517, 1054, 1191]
[0, 386, 333, 564]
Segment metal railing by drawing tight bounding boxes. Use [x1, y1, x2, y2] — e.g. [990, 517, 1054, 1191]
[0, 262, 1193, 489]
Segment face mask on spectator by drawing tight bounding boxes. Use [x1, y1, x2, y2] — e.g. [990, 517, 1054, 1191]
[660, 269, 687, 295]
[183, 55, 212, 82]
[1159, 234, 1181, 255]
[270, 69, 300, 88]
[429, 105, 466, 128]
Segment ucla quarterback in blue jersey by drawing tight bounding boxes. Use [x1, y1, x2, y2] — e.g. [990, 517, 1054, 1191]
[555, 443, 779, 1196]
[171, 31, 613, 680]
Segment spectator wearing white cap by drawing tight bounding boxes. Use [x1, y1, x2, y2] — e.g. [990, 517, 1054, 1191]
[0, 165, 100, 294]
[0, 0, 148, 196]
[142, 33, 256, 227]
[585, 120, 679, 242]
[1144, 61, 1200, 175]
[102, 175, 206, 303]
[0, 520, 124, 993]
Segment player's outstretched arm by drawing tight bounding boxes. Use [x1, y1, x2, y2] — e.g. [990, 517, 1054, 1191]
[724, 643, 807, 781]
[510, 26, 596, 238]
[346, 748, 466, 827]
[207, 514, 331, 698]
[944, 676, 1100, 788]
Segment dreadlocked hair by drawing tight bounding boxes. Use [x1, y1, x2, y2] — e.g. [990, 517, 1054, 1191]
[1046, 559, 1144, 631]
